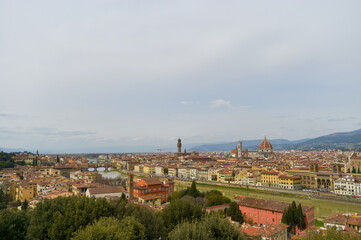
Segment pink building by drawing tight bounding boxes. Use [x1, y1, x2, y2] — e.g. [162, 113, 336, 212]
[235, 196, 314, 230]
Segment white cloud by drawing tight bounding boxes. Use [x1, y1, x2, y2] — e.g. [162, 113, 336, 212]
[210, 99, 232, 108]
[181, 101, 194, 105]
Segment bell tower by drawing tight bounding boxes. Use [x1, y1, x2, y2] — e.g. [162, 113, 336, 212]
[177, 139, 182, 153]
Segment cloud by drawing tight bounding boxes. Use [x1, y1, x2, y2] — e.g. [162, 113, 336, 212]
[181, 101, 195, 105]
[210, 99, 232, 108]
[0, 127, 95, 137]
[328, 117, 356, 122]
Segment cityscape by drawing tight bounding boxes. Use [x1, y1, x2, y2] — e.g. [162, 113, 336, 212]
[1, 1, 361, 240]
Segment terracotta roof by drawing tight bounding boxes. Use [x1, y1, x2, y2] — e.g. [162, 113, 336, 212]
[348, 215, 361, 226]
[88, 185, 125, 195]
[242, 223, 288, 237]
[235, 196, 313, 213]
[324, 213, 348, 225]
[141, 178, 162, 186]
[206, 204, 230, 212]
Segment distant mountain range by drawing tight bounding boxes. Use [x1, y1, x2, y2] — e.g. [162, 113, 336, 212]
[288, 128, 361, 151]
[189, 128, 361, 152]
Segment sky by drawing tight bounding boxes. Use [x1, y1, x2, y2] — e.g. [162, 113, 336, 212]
[1, 1, 361, 153]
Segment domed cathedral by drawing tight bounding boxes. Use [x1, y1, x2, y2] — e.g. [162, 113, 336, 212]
[234, 135, 274, 160]
[259, 136, 273, 153]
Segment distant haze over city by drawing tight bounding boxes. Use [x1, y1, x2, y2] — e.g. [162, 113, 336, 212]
[1, 1, 361, 153]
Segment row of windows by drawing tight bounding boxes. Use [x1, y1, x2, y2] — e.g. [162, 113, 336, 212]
[248, 214, 279, 223]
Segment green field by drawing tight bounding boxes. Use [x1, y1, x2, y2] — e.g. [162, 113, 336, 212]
[175, 181, 361, 218]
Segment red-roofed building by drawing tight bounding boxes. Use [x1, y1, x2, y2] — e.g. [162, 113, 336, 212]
[235, 196, 314, 232]
[133, 178, 174, 202]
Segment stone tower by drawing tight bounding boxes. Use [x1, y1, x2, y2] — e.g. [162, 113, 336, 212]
[128, 173, 134, 200]
[177, 139, 182, 153]
[237, 141, 242, 159]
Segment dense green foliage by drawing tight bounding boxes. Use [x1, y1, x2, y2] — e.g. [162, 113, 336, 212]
[306, 226, 360, 240]
[281, 201, 305, 234]
[205, 190, 231, 207]
[121, 203, 166, 239]
[0, 209, 28, 240]
[169, 184, 230, 208]
[168, 215, 245, 240]
[27, 196, 115, 240]
[162, 198, 205, 231]
[226, 202, 244, 223]
[72, 216, 146, 240]
[0, 152, 15, 170]
[0, 183, 248, 240]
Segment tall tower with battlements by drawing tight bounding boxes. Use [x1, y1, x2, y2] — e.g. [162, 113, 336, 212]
[177, 139, 182, 153]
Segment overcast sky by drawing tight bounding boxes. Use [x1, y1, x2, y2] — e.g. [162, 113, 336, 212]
[1, 1, 361, 153]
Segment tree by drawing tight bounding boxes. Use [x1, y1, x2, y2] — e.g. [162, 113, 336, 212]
[306, 226, 359, 240]
[21, 199, 28, 210]
[282, 201, 304, 234]
[26, 196, 114, 240]
[57, 155, 60, 163]
[120, 192, 127, 202]
[123, 203, 166, 240]
[0, 209, 28, 240]
[188, 181, 198, 198]
[163, 167, 168, 175]
[72, 216, 146, 240]
[205, 190, 231, 207]
[161, 198, 204, 231]
[226, 202, 244, 223]
[297, 203, 306, 230]
[168, 215, 244, 240]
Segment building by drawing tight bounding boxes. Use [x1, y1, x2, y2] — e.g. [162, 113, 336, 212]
[133, 178, 174, 202]
[259, 136, 273, 154]
[323, 213, 361, 233]
[334, 175, 361, 196]
[287, 163, 343, 190]
[261, 171, 279, 188]
[349, 152, 361, 173]
[241, 223, 288, 240]
[235, 196, 315, 230]
[15, 181, 37, 202]
[168, 167, 178, 177]
[232, 136, 274, 160]
[278, 175, 302, 190]
[86, 184, 126, 198]
[323, 213, 348, 230]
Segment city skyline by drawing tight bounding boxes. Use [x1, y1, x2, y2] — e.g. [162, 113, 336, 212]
[1, 1, 361, 153]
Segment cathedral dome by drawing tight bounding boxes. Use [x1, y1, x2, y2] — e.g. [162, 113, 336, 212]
[259, 136, 273, 152]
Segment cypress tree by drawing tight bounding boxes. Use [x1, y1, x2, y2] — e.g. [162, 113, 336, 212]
[188, 181, 198, 198]
[297, 204, 306, 230]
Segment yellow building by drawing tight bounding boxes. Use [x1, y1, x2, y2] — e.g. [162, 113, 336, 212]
[0, 171, 20, 181]
[261, 171, 279, 187]
[134, 165, 143, 173]
[15, 182, 37, 202]
[217, 170, 234, 183]
[143, 165, 155, 174]
[278, 175, 302, 190]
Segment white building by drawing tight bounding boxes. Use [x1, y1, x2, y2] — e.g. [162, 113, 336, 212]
[155, 166, 163, 176]
[334, 175, 361, 196]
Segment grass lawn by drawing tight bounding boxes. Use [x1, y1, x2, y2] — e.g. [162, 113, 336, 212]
[315, 219, 324, 227]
